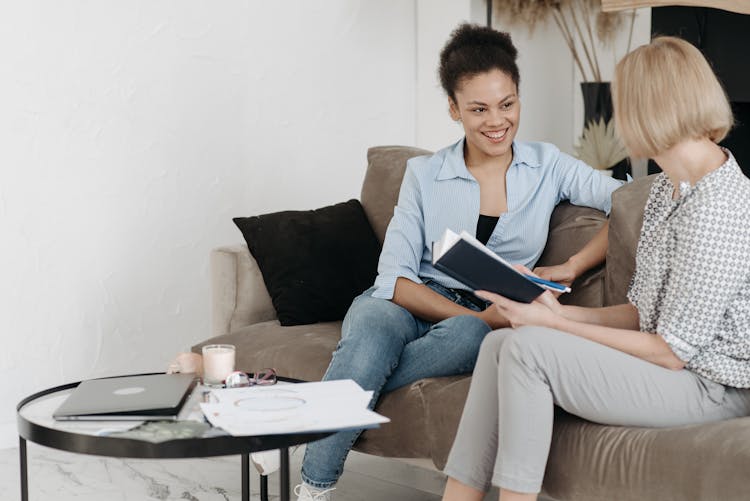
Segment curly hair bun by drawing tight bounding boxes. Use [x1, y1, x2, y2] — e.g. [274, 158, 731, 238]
[439, 23, 520, 100]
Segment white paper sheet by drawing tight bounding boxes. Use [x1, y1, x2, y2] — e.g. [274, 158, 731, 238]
[199, 379, 389, 436]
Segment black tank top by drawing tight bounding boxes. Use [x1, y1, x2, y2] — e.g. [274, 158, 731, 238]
[476, 214, 500, 245]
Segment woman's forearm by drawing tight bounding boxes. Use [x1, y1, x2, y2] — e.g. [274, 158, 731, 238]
[529, 293, 681, 369]
[476, 289, 683, 369]
[566, 221, 610, 278]
[392, 277, 508, 328]
[534, 222, 610, 285]
[559, 302, 640, 329]
[550, 315, 686, 370]
[392, 277, 476, 323]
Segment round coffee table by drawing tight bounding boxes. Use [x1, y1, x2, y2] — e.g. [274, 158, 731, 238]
[16, 374, 330, 501]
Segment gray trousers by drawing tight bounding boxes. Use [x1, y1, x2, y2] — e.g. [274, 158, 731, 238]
[443, 326, 750, 494]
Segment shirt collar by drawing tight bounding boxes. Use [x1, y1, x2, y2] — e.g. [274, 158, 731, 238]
[511, 141, 543, 169]
[435, 138, 542, 181]
[671, 148, 738, 201]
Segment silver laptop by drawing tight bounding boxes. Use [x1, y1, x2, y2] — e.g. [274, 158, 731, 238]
[53, 373, 197, 421]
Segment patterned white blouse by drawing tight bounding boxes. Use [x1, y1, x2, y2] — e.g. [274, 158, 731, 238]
[628, 151, 750, 388]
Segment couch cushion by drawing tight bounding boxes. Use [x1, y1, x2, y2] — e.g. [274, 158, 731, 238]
[419, 376, 472, 469]
[604, 175, 656, 305]
[356, 382, 435, 459]
[543, 410, 750, 501]
[233, 199, 380, 326]
[361, 146, 431, 244]
[194, 320, 342, 382]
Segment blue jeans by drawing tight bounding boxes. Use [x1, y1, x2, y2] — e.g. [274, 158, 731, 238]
[300, 281, 492, 488]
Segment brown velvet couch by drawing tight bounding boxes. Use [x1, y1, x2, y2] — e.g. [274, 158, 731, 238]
[195, 146, 750, 500]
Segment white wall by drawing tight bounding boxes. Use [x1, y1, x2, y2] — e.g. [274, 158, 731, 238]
[415, 0, 474, 150]
[0, 0, 416, 448]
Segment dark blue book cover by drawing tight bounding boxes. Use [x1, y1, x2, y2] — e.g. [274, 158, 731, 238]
[432, 234, 544, 304]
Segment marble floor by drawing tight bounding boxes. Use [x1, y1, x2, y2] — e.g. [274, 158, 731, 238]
[0, 443, 510, 501]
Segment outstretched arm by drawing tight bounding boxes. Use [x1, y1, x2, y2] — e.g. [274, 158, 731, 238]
[558, 301, 639, 329]
[552, 312, 685, 370]
[538, 146, 623, 285]
[533, 221, 609, 286]
[476, 290, 685, 371]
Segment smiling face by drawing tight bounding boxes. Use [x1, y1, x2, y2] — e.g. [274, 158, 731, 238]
[449, 69, 520, 167]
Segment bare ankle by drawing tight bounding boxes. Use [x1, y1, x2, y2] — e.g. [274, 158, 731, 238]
[498, 487, 537, 501]
[443, 477, 484, 501]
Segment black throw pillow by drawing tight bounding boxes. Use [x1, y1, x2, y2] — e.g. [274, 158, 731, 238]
[233, 199, 381, 326]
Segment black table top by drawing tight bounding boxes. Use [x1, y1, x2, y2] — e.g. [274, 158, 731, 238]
[16, 373, 331, 459]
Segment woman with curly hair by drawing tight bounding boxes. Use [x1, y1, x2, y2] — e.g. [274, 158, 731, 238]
[295, 23, 624, 501]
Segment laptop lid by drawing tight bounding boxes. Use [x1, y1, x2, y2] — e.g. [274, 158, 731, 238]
[53, 373, 197, 421]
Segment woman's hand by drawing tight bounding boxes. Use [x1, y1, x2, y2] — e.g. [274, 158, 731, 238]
[533, 289, 564, 316]
[478, 303, 511, 329]
[475, 290, 562, 329]
[531, 260, 577, 298]
[533, 260, 577, 286]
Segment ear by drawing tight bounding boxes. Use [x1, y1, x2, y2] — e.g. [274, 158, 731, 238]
[448, 98, 460, 121]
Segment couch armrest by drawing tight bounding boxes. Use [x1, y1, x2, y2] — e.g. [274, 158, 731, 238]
[604, 175, 656, 306]
[210, 245, 277, 337]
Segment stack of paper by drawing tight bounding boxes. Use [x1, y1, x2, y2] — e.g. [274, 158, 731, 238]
[199, 379, 389, 436]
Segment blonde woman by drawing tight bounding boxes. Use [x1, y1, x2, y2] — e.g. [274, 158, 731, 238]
[442, 36, 750, 501]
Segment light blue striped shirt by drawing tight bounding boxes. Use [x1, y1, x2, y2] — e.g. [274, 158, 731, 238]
[372, 138, 623, 300]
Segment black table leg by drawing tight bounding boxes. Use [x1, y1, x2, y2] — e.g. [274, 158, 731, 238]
[241, 453, 250, 501]
[260, 474, 269, 501]
[20, 437, 28, 501]
[280, 447, 290, 501]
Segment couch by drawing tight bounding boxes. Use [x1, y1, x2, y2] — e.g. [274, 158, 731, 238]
[194, 146, 750, 500]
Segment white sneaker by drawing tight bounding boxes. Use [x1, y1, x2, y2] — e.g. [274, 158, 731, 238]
[294, 482, 336, 501]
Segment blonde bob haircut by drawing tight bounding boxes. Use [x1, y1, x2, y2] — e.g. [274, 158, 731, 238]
[612, 36, 733, 159]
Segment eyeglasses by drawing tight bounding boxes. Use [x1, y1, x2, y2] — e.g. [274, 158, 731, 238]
[224, 368, 277, 389]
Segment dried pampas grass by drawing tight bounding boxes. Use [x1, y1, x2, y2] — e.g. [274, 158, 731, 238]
[596, 11, 625, 46]
[492, 0, 636, 82]
[575, 118, 628, 170]
[493, 0, 569, 31]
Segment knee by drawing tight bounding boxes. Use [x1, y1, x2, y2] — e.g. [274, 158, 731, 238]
[442, 315, 492, 339]
[345, 295, 412, 328]
[498, 327, 556, 368]
[341, 296, 415, 346]
[479, 328, 514, 355]
[428, 316, 492, 359]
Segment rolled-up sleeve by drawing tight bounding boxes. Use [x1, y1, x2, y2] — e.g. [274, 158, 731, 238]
[555, 153, 623, 215]
[656, 208, 748, 363]
[372, 165, 426, 300]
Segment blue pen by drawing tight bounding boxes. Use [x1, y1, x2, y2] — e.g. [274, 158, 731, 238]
[525, 275, 571, 293]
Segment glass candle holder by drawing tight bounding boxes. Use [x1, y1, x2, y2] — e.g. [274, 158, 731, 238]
[201, 344, 236, 387]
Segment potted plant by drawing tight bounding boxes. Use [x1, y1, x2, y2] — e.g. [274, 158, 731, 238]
[574, 117, 628, 175]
